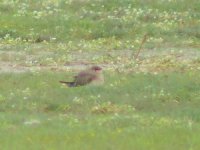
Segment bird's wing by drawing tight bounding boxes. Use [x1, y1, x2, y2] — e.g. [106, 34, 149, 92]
[74, 72, 96, 86]
[59, 81, 76, 87]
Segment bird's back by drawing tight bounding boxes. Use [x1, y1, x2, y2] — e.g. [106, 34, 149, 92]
[74, 71, 96, 86]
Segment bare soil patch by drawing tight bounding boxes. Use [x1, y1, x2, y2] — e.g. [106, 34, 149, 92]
[0, 47, 199, 73]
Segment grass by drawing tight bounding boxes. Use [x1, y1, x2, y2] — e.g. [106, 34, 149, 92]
[1, 71, 200, 116]
[0, 0, 200, 149]
[0, 0, 199, 49]
[1, 71, 200, 149]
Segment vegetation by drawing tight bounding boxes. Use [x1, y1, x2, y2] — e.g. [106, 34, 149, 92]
[0, 0, 200, 149]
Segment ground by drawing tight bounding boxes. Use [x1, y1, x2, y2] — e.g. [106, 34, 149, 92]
[0, 0, 200, 150]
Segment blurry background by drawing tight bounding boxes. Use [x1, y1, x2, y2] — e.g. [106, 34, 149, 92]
[0, 0, 200, 150]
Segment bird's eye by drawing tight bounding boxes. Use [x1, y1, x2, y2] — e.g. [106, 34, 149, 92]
[92, 66, 102, 71]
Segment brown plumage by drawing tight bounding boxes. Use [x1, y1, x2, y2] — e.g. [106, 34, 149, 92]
[60, 66, 104, 87]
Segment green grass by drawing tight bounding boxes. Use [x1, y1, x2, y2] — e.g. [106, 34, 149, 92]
[0, 0, 199, 49]
[1, 0, 200, 149]
[0, 71, 200, 149]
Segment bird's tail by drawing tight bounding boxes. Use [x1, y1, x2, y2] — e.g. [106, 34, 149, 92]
[59, 81, 76, 87]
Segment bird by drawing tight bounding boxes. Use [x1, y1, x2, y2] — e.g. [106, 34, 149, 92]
[59, 66, 104, 87]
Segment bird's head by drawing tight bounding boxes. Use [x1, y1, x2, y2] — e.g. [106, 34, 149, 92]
[90, 66, 102, 73]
